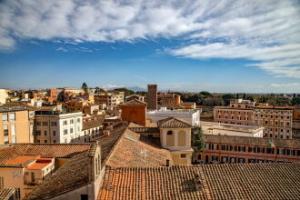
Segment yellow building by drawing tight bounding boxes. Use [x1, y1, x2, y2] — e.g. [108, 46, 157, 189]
[157, 117, 193, 165]
[0, 106, 34, 144]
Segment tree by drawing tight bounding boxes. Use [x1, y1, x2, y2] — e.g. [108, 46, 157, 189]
[291, 97, 300, 106]
[113, 87, 134, 96]
[222, 94, 235, 106]
[57, 90, 65, 102]
[81, 82, 88, 94]
[192, 126, 204, 151]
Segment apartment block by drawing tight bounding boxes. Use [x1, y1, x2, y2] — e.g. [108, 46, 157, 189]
[214, 99, 293, 139]
[0, 106, 34, 144]
[157, 92, 181, 109]
[34, 110, 83, 144]
[196, 135, 300, 164]
[94, 91, 124, 110]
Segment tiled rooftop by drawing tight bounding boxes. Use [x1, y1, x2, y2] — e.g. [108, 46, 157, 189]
[4, 155, 38, 167]
[157, 117, 191, 128]
[106, 129, 172, 168]
[98, 163, 300, 200]
[98, 125, 128, 165]
[83, 115, 104, 130]
[26, 158, 52, 170]
[0, 144, 91, 166]
[25, 151, 90, 200]
[0, 188, 16, 200]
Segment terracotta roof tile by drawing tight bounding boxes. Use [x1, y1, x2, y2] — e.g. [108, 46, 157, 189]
[98, 125, 128, 165]
[26, 151, 90, 200]
[98, 163, 300, 200]
[106, 129, 172, 168]
[0, 144, 91, 167]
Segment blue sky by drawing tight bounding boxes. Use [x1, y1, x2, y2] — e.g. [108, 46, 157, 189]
[0, 0, 299, 92]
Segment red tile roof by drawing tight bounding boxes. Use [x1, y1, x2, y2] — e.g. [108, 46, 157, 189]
[0, 144, 91, 166]
[106, 129, 172, 167]
[98, 163, 300, 200]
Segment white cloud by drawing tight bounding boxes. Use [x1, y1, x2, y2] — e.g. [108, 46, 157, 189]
[0, 0, 300, 78]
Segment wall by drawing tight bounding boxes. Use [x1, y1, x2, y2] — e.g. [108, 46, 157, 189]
[0, 167, 26, 199]
[0, 110, 32, 144]
[121, 104, 146, 126]
[160, 128, 191, 151]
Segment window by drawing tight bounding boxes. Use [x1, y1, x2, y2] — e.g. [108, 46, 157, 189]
[44, 140, 47, 143]
[9, 113, 15, 120]
[31, 172, 35, 182]
[44, 130, 47, 136]
[63, 120, 68, 125]
[180, 154, 186, 158]
[70, 128, 74, 134]
[53, 140, 56, 144]
[35, 130, 41, 136]
[77, 118, 81, 123]
[1, 113, 7, 121]
[167, 130, 173, 135]
[53, 131, 56, 136]
[70, 119, 74, 124]
[63, 129, 68, 135]
[42, 121, 48, 126]
[81, 194, 88, 200]
[36, 121, 41, 126]
[51, 122, 57, 126]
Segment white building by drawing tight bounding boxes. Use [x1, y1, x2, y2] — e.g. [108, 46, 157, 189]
[34, 111, 83, 144]
[201, 121, 264, 138]
[147, 107, 201, 127]
[0, 89, 9, 105]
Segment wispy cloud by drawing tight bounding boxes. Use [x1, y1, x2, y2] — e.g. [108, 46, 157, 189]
[0, 0, 299, 78]
[56, 47, 68, 52]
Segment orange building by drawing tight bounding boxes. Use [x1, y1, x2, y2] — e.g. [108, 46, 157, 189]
[0, 106, 34, 144]
[48, 88, 58, 103]
[120, 99, 147, 126]
[158, 93, 181, 109]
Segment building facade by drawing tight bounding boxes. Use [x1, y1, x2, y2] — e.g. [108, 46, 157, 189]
[0, 107, 34, 144]
[94, 91, 124, 110]
[214, 99, 293, 139]
[0, 89, 9, 105]
[158, 117, 194, 165]
[157, 93, 181, 109]
[120, 99, 147, 126]
[195, 135, 300, 164]
[34, 111, 83, 144]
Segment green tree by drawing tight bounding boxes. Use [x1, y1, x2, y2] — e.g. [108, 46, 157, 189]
[222, 93, 235, 106]
[192, 126, 204, 151]
[81, 82, 88, 94]
[291, 97, 300, 105]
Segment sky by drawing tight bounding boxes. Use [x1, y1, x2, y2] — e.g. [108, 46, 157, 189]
[0, 0, 299, 93]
